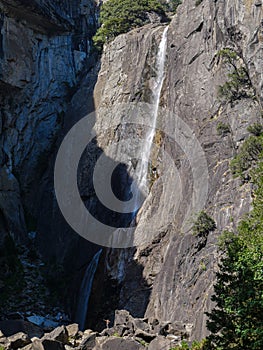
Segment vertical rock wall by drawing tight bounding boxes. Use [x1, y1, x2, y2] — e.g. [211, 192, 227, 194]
[0, 0, 97, 243]
[86, 0, 263, 340]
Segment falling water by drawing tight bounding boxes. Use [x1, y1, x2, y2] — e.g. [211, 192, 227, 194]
[75, 27, 168, 328]
[133, 26, 169, 211]
[75, 249, 102, 330]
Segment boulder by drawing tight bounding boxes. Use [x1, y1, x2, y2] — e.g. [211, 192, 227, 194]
[79, 333, 96, 350]
[7, 332, 31, 349]
[101, 325, 129, 338]
[66, 324, 79, 338]
[41, 339, 66, 350]
[134, 329, 156, 343]
[114, 310, 130, 326]
[148, 336, 171, 350]
[100, 337, 144, 350]
[132, 318, 150, 333]
[0, 336, 10, 350]
[65, 346, 74, 350]
[42, 326, 68, 344]
[26, 338, 66, 350]
[167, 322, 186, 336]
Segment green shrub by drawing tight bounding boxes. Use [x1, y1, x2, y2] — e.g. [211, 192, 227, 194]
[170, 339, 209, 349]
[247, 123, 263, 136]
[113, 332, 121, 337]
[217, 48, 252, 103]
[230, 134, 263, 177]
[218, 67, 251, 102]
[192, 211, 216, 236]
[217, 48, 238, 62]
[216, 121, 231, 136]
[93, 0, 166, 50]
[138, 339, 149, 347]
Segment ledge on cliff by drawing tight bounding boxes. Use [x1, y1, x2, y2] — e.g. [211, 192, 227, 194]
[0, 0, 74, 33]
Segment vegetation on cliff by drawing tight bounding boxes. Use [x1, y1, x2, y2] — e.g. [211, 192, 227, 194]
[93, 0, 178, 50]
[217, 48, 253, 103]
[206, 147, 263, 349]
[230, 126, 263, 178]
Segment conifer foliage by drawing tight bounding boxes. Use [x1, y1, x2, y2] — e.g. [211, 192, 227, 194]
[206, 162, 263, 349]
[93, 0, 166, 50]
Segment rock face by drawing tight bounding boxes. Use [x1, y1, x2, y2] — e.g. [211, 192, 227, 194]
[85, 0, 263, 341]
[0, 0, 263, 344]
[0, 0, 97, 242]
[0, 0, 100, 317]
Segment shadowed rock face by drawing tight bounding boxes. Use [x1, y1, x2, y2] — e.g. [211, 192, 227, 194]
[0, 0, 262, 342]
[0, 0, 100, 316]
[0, 0, 98, 245]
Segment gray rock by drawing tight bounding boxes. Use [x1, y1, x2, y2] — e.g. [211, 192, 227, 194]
[79, 333, 96, 350]
[132, 318, 150, 333]
[148, 336, 171, 350]
[99, 337, 144, 350]
[21, 338, 66, 350]
[134, 329, 156, 342]
[37, 338, 66, 350]
[7, 332, 31, 349]
[42, 326, 68, 344]
[114, 310, 130, 326]
[86, 0, 263, 341]
[65, 324, 79, 338]
[20, 344, 34, 350]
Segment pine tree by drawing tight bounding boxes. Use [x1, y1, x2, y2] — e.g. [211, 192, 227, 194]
[206, 163, 263, 349]
[93, 0, 166, 50]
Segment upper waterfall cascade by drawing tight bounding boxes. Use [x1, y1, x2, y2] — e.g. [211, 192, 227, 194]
[133, 26, 169, 213]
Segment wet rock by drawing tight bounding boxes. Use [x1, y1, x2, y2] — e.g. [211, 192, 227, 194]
[27, 316, 60, 330]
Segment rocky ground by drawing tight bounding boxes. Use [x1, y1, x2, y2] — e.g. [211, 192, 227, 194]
[0, 240, 68, 329]
[0, 310, 191, 349]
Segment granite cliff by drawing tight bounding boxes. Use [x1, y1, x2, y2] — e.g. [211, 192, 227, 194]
[0, 0, 262, 346]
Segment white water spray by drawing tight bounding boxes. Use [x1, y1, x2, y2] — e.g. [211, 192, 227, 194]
[133, 26, 169, 211]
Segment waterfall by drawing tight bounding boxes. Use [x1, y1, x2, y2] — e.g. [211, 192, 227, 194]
[133, 26, 169, 211]
[75, 249, 102, 330]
